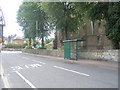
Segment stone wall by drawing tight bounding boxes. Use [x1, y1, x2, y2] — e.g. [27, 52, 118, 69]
[22, 49, 64, 57]
[22, 49, 119, 62]
[78, 50, 119, 62]
[2, 48, 22, 51]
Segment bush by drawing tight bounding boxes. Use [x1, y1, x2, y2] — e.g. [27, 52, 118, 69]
[4, 43, 27, 48]
[25, 46, 33, 49]
[45, 44, 52, 49]
[37, 47, 46, 49]
[58, 46, 64, 50]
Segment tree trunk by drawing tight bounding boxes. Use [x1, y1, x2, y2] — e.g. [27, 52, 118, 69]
[65, 25, 69, 40]
[112, 40, 120, 49]
[65, 30, 68, 40]
[64, 2, 69, 40]
[53, 31, 57, 49]
[29, 37, 32, 46]
[33, 38, 36, 48]
[41, 35, 44, 48]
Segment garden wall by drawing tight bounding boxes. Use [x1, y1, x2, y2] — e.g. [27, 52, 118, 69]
[22, 49, 119, 62]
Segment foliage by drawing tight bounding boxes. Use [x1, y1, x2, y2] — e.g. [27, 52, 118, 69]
[105, 2, 120, 41]
[71, 2, 94, 22]
[58, 46, 64, 50]
[17, 2, 51, 47]
[17, 2, 120, 49]
[25, 45, 33, 49]
[105, 2, 120, 49]
[41, 2, 81, 40]
[87, 2, 120, 49]
[37, 47, 46, 49]
[87, 2, 109, 21]
[44, 44, 51, 49]
[4, 43, 27, 48]
[45, 38, 54, 44]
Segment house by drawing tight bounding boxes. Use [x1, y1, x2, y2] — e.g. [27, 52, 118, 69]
[12, 39, 25, 44]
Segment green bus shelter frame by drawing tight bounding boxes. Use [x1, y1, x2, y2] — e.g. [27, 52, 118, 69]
[63, 40, 86, 60]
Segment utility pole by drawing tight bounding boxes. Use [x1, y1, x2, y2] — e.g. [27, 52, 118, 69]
[1, 24, 3, 44]
[0, 8, 5, 50]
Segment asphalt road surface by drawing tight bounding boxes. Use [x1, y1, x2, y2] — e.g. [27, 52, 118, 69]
[0, 51, 118, 88]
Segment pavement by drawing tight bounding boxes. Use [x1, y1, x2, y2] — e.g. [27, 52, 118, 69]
[0, 51, 119, 88]
[26, 53, 118, 70]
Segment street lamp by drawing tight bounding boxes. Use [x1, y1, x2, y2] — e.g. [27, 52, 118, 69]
[36, 21, 48, 48]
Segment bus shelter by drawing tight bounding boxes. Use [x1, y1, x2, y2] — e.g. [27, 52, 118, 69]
[63, 40, 85, 60]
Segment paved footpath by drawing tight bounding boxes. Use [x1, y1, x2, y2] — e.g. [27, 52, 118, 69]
[32, 53, 118, 70]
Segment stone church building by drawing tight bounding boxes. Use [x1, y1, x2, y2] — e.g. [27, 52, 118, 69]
[56, 20, 113, 50]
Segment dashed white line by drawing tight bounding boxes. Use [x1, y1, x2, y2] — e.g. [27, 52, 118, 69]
[15, 71, 36, 88]
[54, 66, 90, 77]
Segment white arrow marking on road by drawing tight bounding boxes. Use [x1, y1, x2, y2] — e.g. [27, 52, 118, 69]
[15, 71, 36, 88]
[54, 66, 90, 77]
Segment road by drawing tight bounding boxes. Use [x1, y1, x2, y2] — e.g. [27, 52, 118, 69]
[0, 51, 118, 88]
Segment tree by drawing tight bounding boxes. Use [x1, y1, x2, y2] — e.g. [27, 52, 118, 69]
[17, 2, 50, 47]
[41, 2, 80, 40]
[105, 2, 120, 49]
[86, 2, 120, 49]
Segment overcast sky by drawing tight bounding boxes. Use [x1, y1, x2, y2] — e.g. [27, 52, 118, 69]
[0, 0, 23, 37]
[0, 0, 55, 39]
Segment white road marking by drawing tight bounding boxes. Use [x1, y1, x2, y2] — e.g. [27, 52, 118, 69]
[15, 71, 36, 88]
[32, 60, 46, 64]
[30, 64, 42, 68]
[25, 65, 29, 68]
[1, 64, 10, 88]
[11, 64, 42, 71]
[11, 67, 16, 70]
[17, 66, 23, 70]
[54, 66, 90, 77]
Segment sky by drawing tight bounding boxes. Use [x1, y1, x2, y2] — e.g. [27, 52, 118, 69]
[0, 0, 23, 38]
[0, 0, 55, 39]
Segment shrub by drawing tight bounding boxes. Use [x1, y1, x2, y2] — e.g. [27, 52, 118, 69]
[58, 46, 64, 50]
[4, 43, 27, 48]
[25, 46, 33, 49]
[45, 44, 52, 49]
